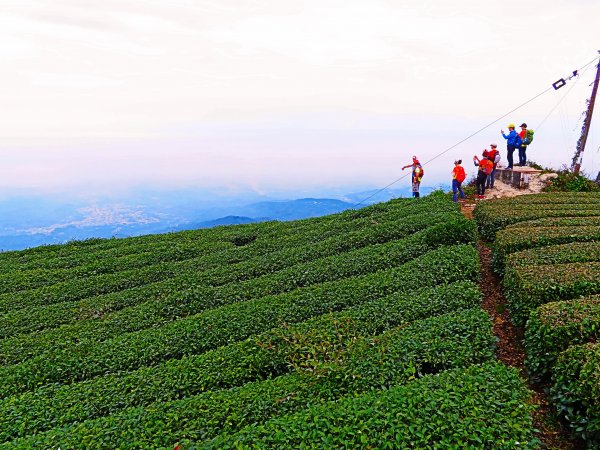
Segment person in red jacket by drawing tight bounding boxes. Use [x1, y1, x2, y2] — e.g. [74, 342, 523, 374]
[473, 154, 494, 199]
[518, 123, 528, 166]
[451, 160, 466, 202]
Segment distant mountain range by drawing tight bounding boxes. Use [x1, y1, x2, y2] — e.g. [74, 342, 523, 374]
[0, 186, 441, 251]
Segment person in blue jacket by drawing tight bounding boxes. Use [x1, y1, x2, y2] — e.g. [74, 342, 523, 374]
[500, 123, 522, 170]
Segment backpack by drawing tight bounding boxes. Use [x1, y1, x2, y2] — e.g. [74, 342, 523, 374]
[454, 166, 466, 183]
[414, 165, 424, 182]
[481, 159, 493, 175]
[514, 133, 523, 147]
[494, 152, 501, 164]
[525, 129, 535, 145]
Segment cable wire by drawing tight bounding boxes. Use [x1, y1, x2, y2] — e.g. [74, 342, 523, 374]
[353, 54, 600, 208]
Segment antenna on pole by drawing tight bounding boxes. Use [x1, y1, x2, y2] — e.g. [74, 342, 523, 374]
[572, 50, 600, 175]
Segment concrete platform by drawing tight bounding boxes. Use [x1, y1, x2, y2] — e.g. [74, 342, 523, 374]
[495, 166, 543, 189]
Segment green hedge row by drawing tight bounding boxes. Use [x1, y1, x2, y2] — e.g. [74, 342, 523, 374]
[507, 242, 600, 269]
[0, 210, 461, 336]
[200, 363, 535, 450]
[0, 239, 237, 295]
[504, 262, 600, 326]
[525, 296, 600, 381]
[0, 259, 197, 316]
[493, 226, 600, 272]
[0, 215, 472, 351]
[0, 203, 457, 316]
[3, 309, 494, 448]
[474, 204, 600, 241]
[505, 216, 600, 230]
[0, 205, 459, 315]
[0, 244, 479, 397]
[0, 196, 432, 274]
[482, 192, 600, 206]
[0, 212, 356, 300]
[551, 342, 600, 447]
[0, 281, 481, 441]
[0, 231, 235, 276]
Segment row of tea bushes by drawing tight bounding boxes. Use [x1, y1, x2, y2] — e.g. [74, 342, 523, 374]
[0, 245, 479, 397]
[525, 295, 600, 380]
[0, 204, 447, 311]
[0, 220, 475, 363]
[0, 282, 482, 442]
[473, 192, 600, 241]
[0, 194, 456, 275]
[506, 242, 600, 268]
[474, 192, 600, 446]
[503, 261, 600, 327]
[551, 343, 600, 446]
[0, 212, 469, 338]
[3, 195, 532, 447]
[200, 363, 536, 450]
[493, 226, 600, 273]
[2, 309, 496, 448]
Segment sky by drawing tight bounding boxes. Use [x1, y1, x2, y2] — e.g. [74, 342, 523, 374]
[1, 0, 600, 199]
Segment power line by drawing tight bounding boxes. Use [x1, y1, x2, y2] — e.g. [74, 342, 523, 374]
[353, 54, 600, 208]
[534, 62, 593, 133]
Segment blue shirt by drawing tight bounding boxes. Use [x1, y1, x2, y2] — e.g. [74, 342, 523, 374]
[502, 130, 520, 147]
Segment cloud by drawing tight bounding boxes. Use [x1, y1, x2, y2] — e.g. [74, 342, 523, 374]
[0, 0, 599, 195]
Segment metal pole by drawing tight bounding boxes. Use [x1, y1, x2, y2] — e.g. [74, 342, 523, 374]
[572, 51, 600, 175]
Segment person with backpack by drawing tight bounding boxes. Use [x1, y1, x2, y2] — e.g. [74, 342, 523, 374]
[485, 143, 500, 189]
[518, 123, 534, 166]
[501, 123, 522, 170]
[402, 156, 424, 198]
[451, 160, 466, 202]
[473, 154, 494, 199]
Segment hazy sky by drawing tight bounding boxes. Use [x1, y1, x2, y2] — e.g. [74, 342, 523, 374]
[1, 0, 600, 197]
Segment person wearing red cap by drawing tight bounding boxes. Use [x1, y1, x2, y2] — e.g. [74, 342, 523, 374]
[473, 153, 494, 199]
[518, 123, 528, 166]
[402, 156, 424, 198]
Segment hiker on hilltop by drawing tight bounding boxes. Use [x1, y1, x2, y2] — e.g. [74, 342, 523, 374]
[402, 156, 424, 198]
[473, 154, 494, 199]
[451, 160, 466, 202]
[501, 124, 523, 170]
[518, 123, 534, 167]
[485, 144, 501, 190]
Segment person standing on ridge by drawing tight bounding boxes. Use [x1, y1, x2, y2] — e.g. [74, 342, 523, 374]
[473, 154, 494, 199]
[501, 124, 522, 170]
[402, 156, 424, 198]
[518, 123, 528, 166]
[451, 160, 466, 202]
[486, 144, 500, 189]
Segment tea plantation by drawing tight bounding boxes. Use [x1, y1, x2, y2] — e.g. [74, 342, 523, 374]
[475, 192, 600, 447]
[0, 193, 540, 449]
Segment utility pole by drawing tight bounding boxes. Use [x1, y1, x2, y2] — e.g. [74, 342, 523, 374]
[572, 51, 600, 175]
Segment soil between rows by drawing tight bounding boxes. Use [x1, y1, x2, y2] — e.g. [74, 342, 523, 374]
[460, 201, 575, 449]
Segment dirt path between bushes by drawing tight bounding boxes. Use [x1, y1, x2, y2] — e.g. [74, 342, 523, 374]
[460, 200, 576, 449]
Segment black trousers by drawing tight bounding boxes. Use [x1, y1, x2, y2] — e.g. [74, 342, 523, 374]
[518, 146, 527, 166]
[507, 145, 516, 169]
[476, 171, 488, 196]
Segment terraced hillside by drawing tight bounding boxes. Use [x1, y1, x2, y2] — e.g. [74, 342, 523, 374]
[475, 192, 600, 447]
[0, 194, 538, 449]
